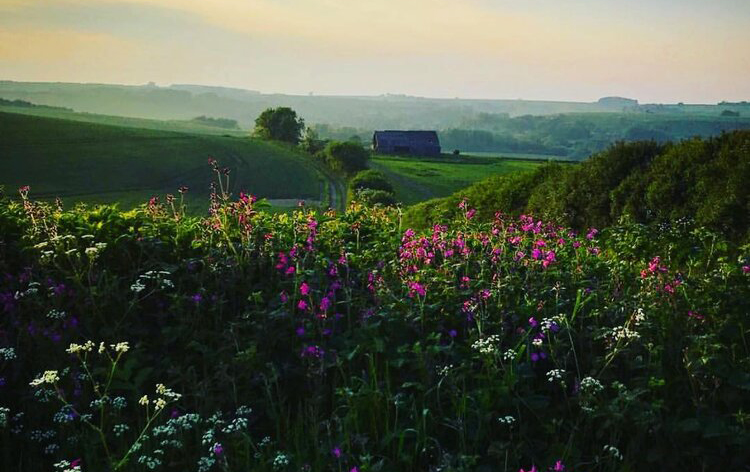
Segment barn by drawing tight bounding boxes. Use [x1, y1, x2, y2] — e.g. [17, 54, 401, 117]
[372, 130, 441, 157]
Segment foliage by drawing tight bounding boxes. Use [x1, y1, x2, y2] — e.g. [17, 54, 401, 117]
[406, 131, 750, 242]
[2, 174, 750, 471]
[299, 127, 328, 155]
[349, 170, 394, 194]
[322, 140, 370, 175]
[353, 188, 397, 206]
[253, 107, 305, 144]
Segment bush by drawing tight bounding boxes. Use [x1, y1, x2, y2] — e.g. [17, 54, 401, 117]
[323, 140, 369, 175]
[349, 170, 394, 193]
[355, 188, 397, 206]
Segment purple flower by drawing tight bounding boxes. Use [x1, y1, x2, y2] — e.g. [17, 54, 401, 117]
[320, 297, 332, 311]
[191, 293, 202, 304]
[331, 447, 342, 458]
[449, 329, 458, 338]
[280, 291, 289, 303]
[296, 326, 306, 336]
[298, 300, 308, 310]
[529, 317, 538, 328]
[213, 443, 224, 455]
[300, 282, 310, 296]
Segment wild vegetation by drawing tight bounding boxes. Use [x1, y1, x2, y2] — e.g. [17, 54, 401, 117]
[1, 171, 750, 471]
[406, 131, 750, 242]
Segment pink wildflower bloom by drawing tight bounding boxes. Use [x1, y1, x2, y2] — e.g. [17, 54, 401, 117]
[332, 447, 342, 458]
[553, 460, 565, 471]
[297, 300, 308, 310]
[743, 265, 750, 274]
[300, 282, 310, 296]
[408, 281, 427, 298]
[320, 297, 332, 311]
[573, 241, 581, 249]
[285, 266, 296, 275]
[529, 317, 538, 328]
[531, 248, 543, 260]
[586, 228, 598, 240]
[688, 310, 705, 321]
[350, 468, 359, 472]
[466, 208, 477, 219]
[519, 465, 537, 472]
[280, 292, 288, 303]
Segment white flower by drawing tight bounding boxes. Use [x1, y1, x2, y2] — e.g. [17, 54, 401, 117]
[546, 369, 565, 383]
[580, 376, 604, 394]
[66, 341, 95, 354]
[112, 342, 130, 354]
[497, 415, 516, 425]
[30, 370, 59, 387]
[502, 349, 516, 361]
[139, 395, 149, 406]
[154, 398, 167, 410]
[471, 334, 502, 355]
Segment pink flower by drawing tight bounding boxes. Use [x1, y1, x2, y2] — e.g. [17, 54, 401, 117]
[332, 447, 342, 458]
[300, 282, 310, 295]
[553, 460, 565, 471]
[519, 466, 537, 472]
[298, 300, 308, 310]
[466, 209, 477, 219]
[743, 265, 750, 274]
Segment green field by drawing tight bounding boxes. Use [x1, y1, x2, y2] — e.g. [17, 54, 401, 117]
[0, 104, 247, 136]
[371, 153, 543, 204]
[0, 111, 328, 211]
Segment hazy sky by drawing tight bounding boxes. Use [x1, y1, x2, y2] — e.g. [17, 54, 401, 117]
[1, 0, 749, 103]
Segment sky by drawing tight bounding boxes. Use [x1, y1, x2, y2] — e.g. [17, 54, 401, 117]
[0, 0, 749, 103]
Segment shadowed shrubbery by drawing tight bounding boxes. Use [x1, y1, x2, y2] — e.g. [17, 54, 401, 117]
[405, 131, 750, 242]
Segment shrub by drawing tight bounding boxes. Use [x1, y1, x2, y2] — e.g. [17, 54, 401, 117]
[349, 170, 394, 194]
[323, 140, 369, 175]
[355, 188, 397, 206]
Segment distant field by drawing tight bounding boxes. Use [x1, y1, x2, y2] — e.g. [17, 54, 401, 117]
[463, 151, 577, 161]
[0, 111, 324, 211]
[0, 104, 246, 137]
[371, 154, 543, 204]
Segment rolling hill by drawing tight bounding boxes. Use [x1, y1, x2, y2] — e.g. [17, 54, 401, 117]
[0, 111, 330, 211]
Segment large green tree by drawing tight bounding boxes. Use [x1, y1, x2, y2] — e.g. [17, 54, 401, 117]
[253, 107, 305, 144]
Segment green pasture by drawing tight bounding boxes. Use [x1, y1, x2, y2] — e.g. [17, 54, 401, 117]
[371, 153, 542, 204]
[0, 111, 323, 211]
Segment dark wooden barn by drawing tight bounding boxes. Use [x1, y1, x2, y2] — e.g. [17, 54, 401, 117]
[372, 130, 441, 157]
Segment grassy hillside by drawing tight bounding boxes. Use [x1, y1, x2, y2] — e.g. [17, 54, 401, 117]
[405, 131, 750, 240]
[371, 154, 543, 204]
[0, 111, 325, 210]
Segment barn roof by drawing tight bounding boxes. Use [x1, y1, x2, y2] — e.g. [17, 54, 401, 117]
[373, 130, 439, 141]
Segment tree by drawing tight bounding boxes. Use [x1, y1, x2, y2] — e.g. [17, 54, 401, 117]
[323, 141, 369, 175]
[300, 127, 327, 154]
[254, 107, 305, 144]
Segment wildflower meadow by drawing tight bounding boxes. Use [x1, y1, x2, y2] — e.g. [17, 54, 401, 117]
[1, 169, 749, 471]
